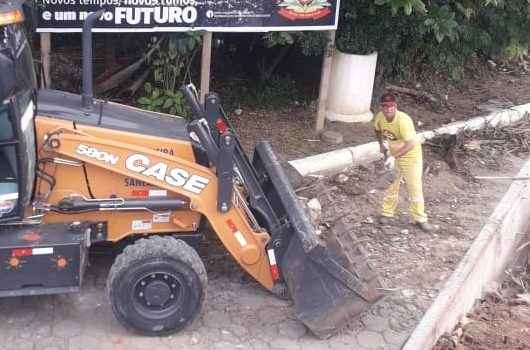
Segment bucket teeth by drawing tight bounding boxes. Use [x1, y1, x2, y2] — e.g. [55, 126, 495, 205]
[308, 218, 386, 338]
[324, 219, 385, 290]
[281, 217, 386, 339]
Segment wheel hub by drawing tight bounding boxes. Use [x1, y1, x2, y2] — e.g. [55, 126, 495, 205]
[145, 280, 171, 306]
[135, 273, 181, 309]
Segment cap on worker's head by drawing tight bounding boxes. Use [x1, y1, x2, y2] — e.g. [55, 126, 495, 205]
[380, 93, 397, 106]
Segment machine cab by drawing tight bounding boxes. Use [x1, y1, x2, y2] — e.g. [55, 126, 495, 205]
[0, 94, 36, 221]
[0, 1, 37, 222]
[0, 101, 20, 218]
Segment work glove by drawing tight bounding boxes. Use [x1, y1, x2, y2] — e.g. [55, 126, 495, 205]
[384, 156, 395, 171]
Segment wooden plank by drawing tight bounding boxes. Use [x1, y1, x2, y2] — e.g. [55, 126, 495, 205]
[200, 31, 213, 104]
[40, 33, 52, 88]
[315, 30, 336, 132]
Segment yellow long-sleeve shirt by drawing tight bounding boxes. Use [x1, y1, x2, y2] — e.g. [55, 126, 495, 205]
[373, 110, 421, 160]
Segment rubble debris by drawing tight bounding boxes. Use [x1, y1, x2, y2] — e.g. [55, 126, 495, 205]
[434, 240, 530, 350]
[426, 117, 530, 176]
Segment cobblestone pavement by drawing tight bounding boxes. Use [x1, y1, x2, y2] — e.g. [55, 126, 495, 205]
[0, 252, 427, 350]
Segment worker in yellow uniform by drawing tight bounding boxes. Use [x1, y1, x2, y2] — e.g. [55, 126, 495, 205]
[373, 93, 438, 232]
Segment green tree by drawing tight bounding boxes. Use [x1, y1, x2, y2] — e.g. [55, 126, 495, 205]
[137, 32, 202, 116]
[336, 0, 529, 80]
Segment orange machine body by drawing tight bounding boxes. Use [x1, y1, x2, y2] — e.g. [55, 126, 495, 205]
[34, 114, 274, 290]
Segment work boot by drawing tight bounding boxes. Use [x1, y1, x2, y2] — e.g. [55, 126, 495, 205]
[378, 216, 392, 225]
[416, 221, 439, 232]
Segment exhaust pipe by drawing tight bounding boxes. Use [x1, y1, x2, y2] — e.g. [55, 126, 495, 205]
[81, 10, 105, 109]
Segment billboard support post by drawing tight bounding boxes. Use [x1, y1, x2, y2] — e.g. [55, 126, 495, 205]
[200, 32, 212, 104]
[40, 33, 51, 88]
[316, 30, 336, 132]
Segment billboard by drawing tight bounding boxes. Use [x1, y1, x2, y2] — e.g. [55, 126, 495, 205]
[35, 0, 340, 32]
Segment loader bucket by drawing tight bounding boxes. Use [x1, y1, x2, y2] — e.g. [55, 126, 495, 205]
[252, 141, 384, 338]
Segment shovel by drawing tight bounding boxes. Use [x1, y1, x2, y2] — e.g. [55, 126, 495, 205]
[374, 149, 399, 190]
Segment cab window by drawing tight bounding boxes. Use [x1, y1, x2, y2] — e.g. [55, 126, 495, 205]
[0, 104, 15, 140]
[0, 102, 19, 218]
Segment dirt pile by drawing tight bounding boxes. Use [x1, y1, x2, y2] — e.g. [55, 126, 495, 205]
[233, 69, 530, 161]
[426, 117, 530, 177]
[434, 244, 530, 350]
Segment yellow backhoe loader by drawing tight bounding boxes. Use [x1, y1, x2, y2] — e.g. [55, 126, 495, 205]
[0, 2, 382, 338]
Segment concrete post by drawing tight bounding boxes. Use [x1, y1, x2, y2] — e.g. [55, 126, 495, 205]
[200, 32, 212, 104]
[315, 30, 336, 132]
[40, 33, 51, 88]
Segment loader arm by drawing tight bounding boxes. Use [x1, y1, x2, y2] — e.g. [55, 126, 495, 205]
[175, 87, 385, 338]
[43, 129, 275, 290]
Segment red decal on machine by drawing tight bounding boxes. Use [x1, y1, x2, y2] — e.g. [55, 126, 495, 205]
[12, 247, 53, 257]
[131, 189, 149, 197]
[12, 248, 32, 257]
[226, 219, 248, 247]
[21, 231, 41, 242]
[267, 249, 280, 281]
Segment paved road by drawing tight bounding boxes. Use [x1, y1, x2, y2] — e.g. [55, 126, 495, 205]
[0, 250, 424, 350]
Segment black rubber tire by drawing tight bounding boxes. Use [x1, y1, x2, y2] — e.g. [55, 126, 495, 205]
[107, 236, 207, 336]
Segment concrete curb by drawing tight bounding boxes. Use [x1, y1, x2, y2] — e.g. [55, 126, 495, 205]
[289, 103, 530, 176]
[403, 157, 530, 350]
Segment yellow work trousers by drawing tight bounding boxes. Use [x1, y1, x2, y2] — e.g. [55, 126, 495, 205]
[380, 156, 428, 223]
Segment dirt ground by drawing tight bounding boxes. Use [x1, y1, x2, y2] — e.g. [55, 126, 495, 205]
[180, 118, 530, 349]
[227, 63, 530, 348]
[291, 121, 530, 311]
[294, 147, 525, 295]
[231, 66, 530, 160]
[434, 247, 530, 350]
[435, 295, 530, 350]
[229, 61, 530, 280]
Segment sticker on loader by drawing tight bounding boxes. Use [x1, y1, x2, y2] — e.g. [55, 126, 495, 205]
[76, 144, 119, 165]
[153, 212, 170, 223]
[148, 189, 167, 197]
[131, 220, 152, 231]
[125, 154, 210, 194]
